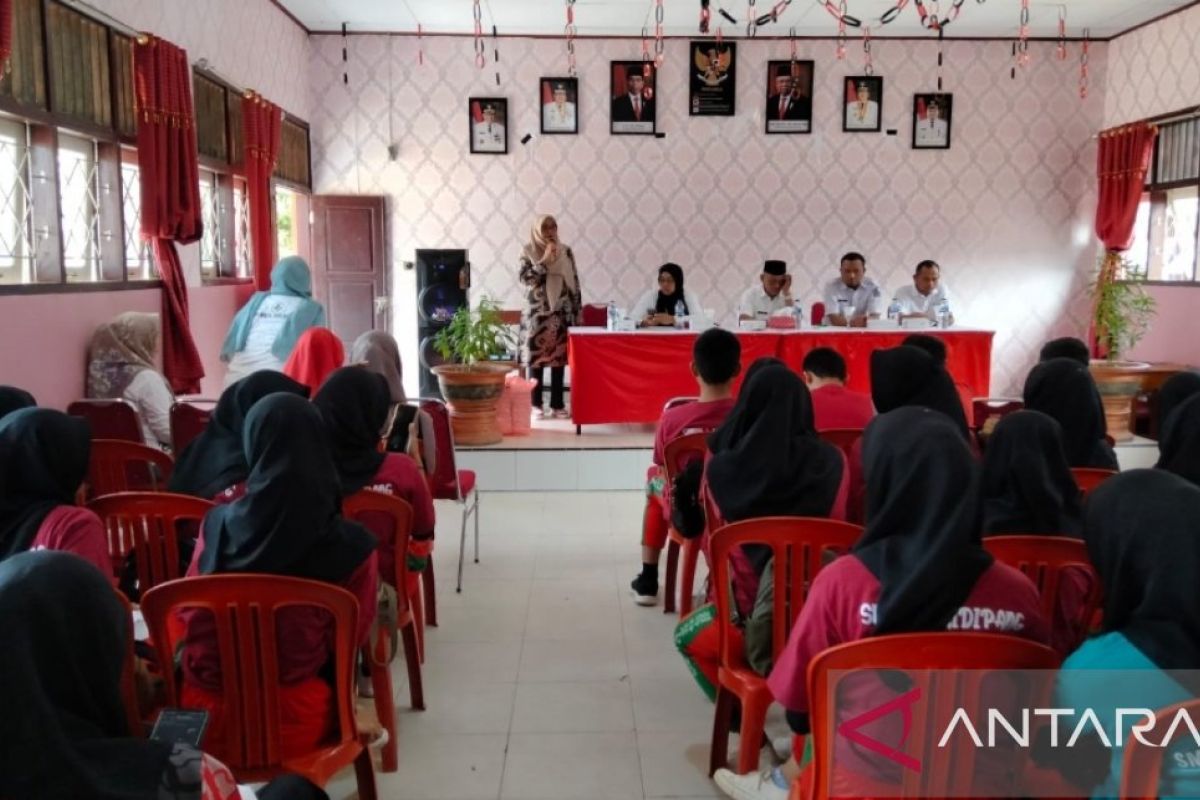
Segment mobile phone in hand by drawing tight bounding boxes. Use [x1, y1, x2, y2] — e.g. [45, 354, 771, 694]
[149, 708, 209, 748]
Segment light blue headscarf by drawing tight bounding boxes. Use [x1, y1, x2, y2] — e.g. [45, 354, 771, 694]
[220, 256, 326, 362]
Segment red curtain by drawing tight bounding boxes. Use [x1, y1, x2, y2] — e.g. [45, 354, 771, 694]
[243, 92, 282, 291]
[0, 0, 13, 70]
[133, 35, 205, 394]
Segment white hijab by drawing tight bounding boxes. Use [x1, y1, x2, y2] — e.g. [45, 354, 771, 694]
[522, 214, 576, 309]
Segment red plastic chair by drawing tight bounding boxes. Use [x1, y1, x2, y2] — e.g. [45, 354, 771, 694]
[709, 516, 864, 776]
[971, 397, 1024, 432]
[1071, 467, 1118, 497]
[68, 398, 143, 442]
[1120, 698, 1200, 799]
[344, 489, 427, 772]
[114, 589, 147, 736]
[86, 439, 174, 499]
[170, 400, 215, 453]
[805, 633, 1059, 799]
[140, 575, 377, 798]
[88, 492, 213, 593]
[662, 432, 709, 616]
[817, 428, 864, 455]
[580, 303, 609, 327]
[399, 399, 439, 627]
[420, 398, 479, 593]
[983, 535, 1103, 652]
[663, 395, 697, 412]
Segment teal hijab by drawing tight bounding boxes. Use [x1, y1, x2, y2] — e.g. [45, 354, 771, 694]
[220, 256, 326, 362]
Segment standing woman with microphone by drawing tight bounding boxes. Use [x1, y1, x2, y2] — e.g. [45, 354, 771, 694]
[519, 214, 582, 418]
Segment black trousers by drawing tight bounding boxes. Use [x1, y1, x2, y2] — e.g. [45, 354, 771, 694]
[256, 774, 330, 800]
[529, 365, 565, 410]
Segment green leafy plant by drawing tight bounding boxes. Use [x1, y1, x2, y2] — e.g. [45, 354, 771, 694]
[433, 298, 516, 367]
[1091, 252, 1157, 361]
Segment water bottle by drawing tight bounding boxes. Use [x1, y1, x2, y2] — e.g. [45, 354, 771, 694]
[936, 299, 952, 328]
[836, 298, 848, 324]
[887, 300, 901, 324]
[674, 299, 686, 329]
[607, 300, 618, 331]
[793, 299, 804, 330]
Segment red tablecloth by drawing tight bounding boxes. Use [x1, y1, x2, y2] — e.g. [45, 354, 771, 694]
[568, 329, 994, 426]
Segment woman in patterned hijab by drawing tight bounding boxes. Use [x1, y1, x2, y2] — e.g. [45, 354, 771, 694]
[85, 312, 175, 448]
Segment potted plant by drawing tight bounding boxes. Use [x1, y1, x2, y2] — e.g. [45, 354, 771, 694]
[1088, 252, 1157, 441]
[432, 298, 517, 445]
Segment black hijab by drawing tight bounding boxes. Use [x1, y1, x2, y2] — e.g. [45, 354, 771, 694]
[1084, 470, 1200, 670]
[869, 345, 970, 439]
[1156, 393, 1200, 488]
[1023, 358, 1118, 470]
[167, 371, 310, 498]
[0, 550, 184, 800]
[313, 367, 392, 495]
[1157, 371, 1200, 433]
[854, 407, 993, 635]
[0, 408, 91, 561]
[655, 262, 688, 315]
[706, 365, 844, 524]
[198, 393, 376, 583]
[980, 411, 1082, 537]
[0, 385, 36, 420]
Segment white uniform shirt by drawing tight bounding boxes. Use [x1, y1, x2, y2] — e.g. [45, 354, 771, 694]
[892, 283, 952, 317]
[124, 369, 174, 449]
[542, 102, 577, 131]
[473, 121, 506, 152]
[738, 285, 792, 319]
[845, 100, 879, 129]
[915, 118, 948, 146]
[223, 295, 305, 388]
[823, 277, 883, 319]
[634, 288, 705, 321]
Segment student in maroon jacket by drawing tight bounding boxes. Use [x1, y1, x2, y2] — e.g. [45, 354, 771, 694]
[800, 347, 874, 431]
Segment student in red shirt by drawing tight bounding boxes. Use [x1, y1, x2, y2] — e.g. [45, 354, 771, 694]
[0, 408, 110, 577]
[800, 347, 874, 431]
[713, 408, 1049, 800]
[631, 328, 742, 606]
[181, 394, 378, 763]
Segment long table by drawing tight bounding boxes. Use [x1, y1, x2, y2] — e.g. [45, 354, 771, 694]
[567, 328, 995, 427]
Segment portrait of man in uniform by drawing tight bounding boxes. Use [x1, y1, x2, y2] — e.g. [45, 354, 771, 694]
[470, 97, 508, 154]
[843, 76, 883, 132]
[541, 78, 579, 134]
[913, 93, 953, 149]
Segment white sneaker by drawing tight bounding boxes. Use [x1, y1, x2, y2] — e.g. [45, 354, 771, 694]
[534, 407, 552, 420]
[713, 767, 789, 800]
[770, 735, 795, 763]
[552, 408, 571, 419]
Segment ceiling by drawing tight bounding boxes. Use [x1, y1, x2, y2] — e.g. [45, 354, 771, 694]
[278, 0, 1193, 39]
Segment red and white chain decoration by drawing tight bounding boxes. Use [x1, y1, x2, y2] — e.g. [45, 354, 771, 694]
[789, 26, 799, 67]
[862, 26, 873, 75]
[654, 0, 665, 67]
[835, 0, 848, 59]
[1079, 28, 1090, 99]
[492, 25, 501, 85]
[699, 0, 711, 32]
[821, 0, 982, 32]
[747, 0, 758, 37]
[936, 25, 945, 91]
[1016, 0, 1031, 68]
[472, 0, 485, 69]
[1056, 6, 1067, 61]
[564, 0, 577, 77]
[640, 24, 651, 75]
[416, 23, 424, 66]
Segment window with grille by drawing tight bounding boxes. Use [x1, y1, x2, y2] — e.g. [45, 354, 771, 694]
[199, 169, 220, 278]
[57, 133, 102, 282]
[0, 119, 35, 284]
[233, 177, 251, 278]
[1126, 115, 1200, 283]
[120, 152, 153, 280]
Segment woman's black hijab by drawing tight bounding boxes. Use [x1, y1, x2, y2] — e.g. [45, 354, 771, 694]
[0, 408, 90, 561]
[313, 366, 392, 495]
[0, 385, 35, 420]
[1023, 357, 1118, 470]
[981, 410, 1082, 537]
[854, 407, 993, 635]
[869, 345, 970, 439]
[1157, 370, 1200, 430]
[655, 262, 688, 315]
[0, 550, 183, 800]
[1157, 393, 1200, 488]
[168, 370, 310, 498]
[1085, 470, 1200, 671]
[707, 365, 843, 524]
[198, 393, 376, 583]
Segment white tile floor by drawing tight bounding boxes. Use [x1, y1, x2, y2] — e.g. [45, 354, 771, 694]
[325, 491, 727, 800]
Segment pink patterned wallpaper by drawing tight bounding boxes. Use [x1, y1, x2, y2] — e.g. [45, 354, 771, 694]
[309, 35, 1107, 394]
[1104, 4, 1200, 127]
[88, 0, 312, 119]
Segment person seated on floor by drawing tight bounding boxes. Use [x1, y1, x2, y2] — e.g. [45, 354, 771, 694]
[0, 385, 35, 420]
[0, 551, 332, 800]
[635, 263, 705, 327]
[351, 330, 437, 474]
[168, 370, 310, 504]
[180, 394, 378, 762]
[1038, 470, 1200, 799]
[672, 364, 847, 706]
[1039, 335, 1091, 366]
[800, 347, 874, 431]
[737, 260, 794, 323]
[1156, 370, 1200, 437]
[86, 311, 174, 450]
[0, 409, 109, 576]
[631, 328, 742, 606]
[1157, 393, 1200, 487]
[1024, 357, 1119, 470]
[821, 252, 882, 328]
[713, 408, 1049, 800]
[220, 256, 326, 389]
[282, 327, 345, 394]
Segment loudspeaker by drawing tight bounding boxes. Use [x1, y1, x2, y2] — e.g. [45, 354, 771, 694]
[415, 249, 469, 398]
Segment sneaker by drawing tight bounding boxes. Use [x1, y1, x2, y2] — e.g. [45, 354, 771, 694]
[713, 767, 789, 800]
[552, 408, 571, 419]
[630, 574, 658, 606]
[534, 407, 551, 420]
[769, 735, 795, 763]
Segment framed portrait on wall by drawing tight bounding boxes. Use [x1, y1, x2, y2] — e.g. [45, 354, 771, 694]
[765, 60, 814, 134]
[843, 76, 883, 133]
[689, 41, 736, 116]
[912, 93, 952, 149]
[469, 97, 508, 154]
[540, 77, 579, 135]
[611, 61, 656, 135]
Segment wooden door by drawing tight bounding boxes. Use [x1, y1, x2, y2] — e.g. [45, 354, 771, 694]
[309, 195, 389, 347]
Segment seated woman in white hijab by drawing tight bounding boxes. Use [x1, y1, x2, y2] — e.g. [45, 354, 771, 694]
[634, 263, 705, 328]
[219, 256, 326, 388]
[351, 330, 437, 474]
[86, 312, 174, 450]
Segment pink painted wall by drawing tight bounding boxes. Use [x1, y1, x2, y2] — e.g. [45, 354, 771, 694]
[1125, 284, 1200, 366]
